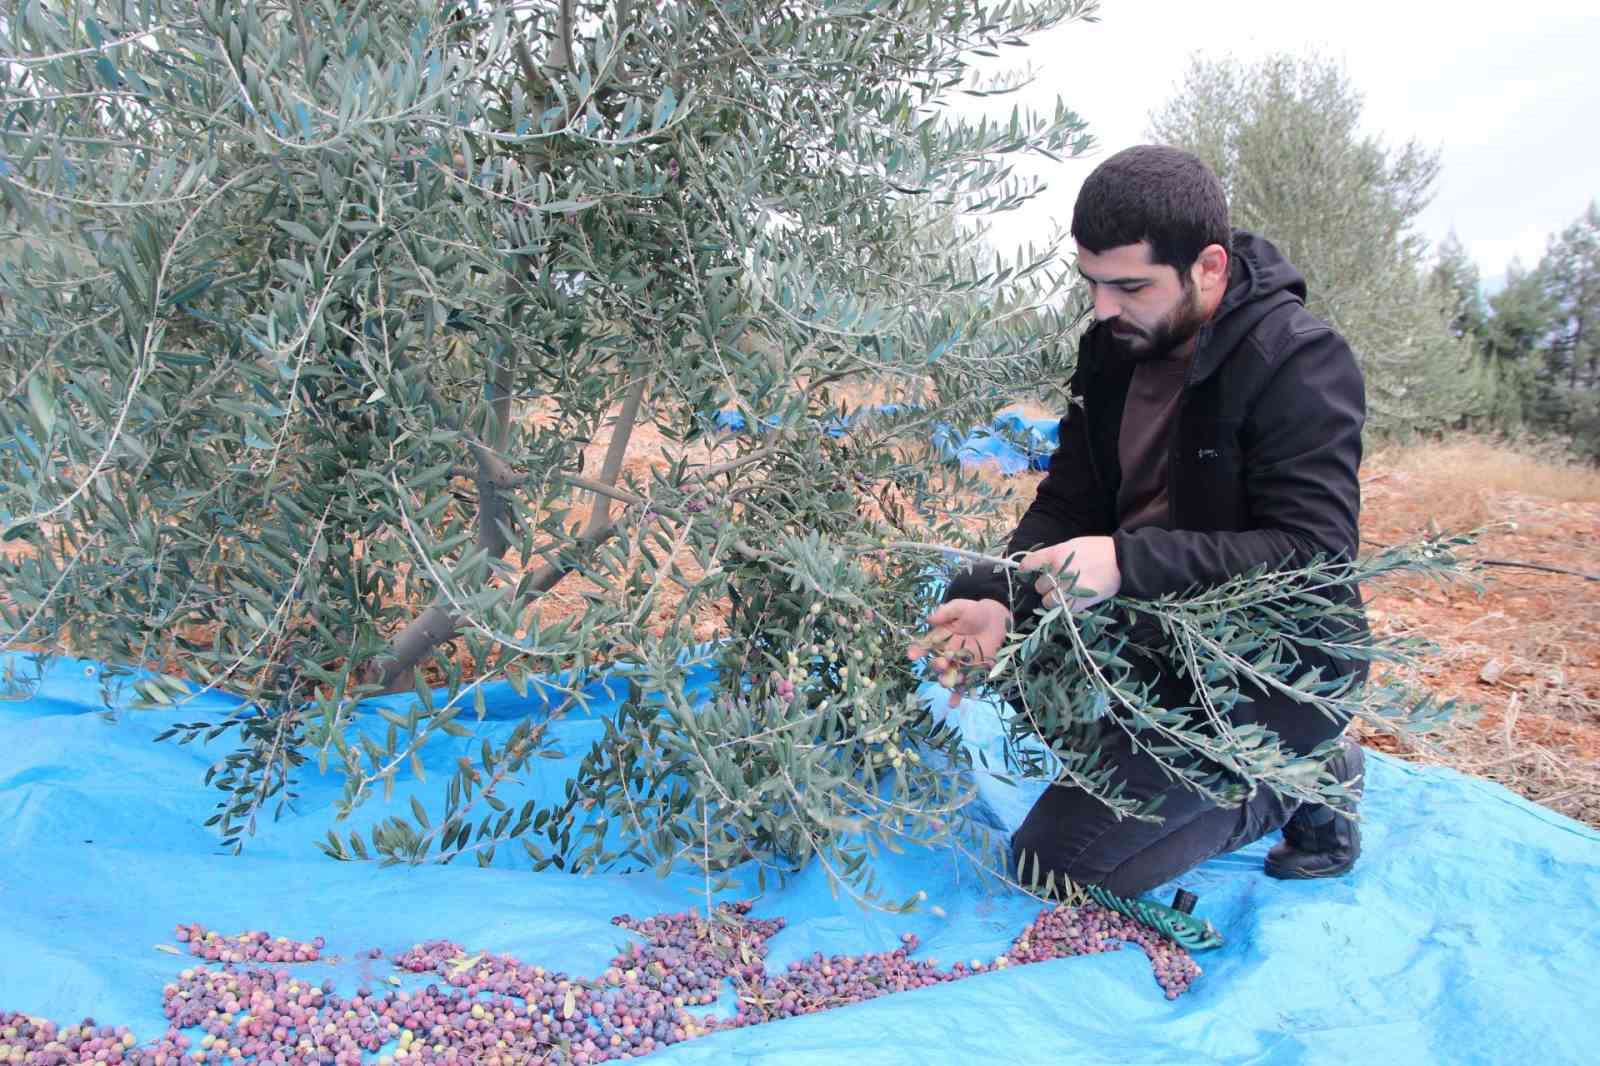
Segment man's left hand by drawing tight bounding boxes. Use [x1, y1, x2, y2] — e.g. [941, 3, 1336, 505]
[1018, 535, 1121, 611]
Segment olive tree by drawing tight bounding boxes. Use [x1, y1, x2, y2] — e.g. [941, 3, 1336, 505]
[2, 1, 1454, 906]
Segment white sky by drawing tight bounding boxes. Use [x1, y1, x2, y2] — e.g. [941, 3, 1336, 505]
[956, 0, 1599, 286]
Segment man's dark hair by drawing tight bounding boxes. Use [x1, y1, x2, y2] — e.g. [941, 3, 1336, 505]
[1070, 145, 1230, 272]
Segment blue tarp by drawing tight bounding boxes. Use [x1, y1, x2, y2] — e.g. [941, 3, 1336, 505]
[952, 412, 1058, 475]
[712, 407, 1058, 474]
[2, 649, 1598, 1064]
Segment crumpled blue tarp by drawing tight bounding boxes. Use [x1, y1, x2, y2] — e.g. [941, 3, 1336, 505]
[711, 407, 1058, 474]
[944, 412, 1059, 475]
[2, 649, 1597, 1064]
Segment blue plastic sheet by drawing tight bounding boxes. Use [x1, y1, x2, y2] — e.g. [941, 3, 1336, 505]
[3, 649, 1598, 1064]
[711, 410, 784, 435]
[948, 413, 1059, 475]
[710, 407, 1057, 474]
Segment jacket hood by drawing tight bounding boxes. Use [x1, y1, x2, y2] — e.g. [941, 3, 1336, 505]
[1190, 229, 1308, 382]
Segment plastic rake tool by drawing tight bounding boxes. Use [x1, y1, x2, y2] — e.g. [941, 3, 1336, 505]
[1083, 884, 1225, 950]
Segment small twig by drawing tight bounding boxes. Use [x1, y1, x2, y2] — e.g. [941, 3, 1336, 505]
[880, 541, 1017, 570]
[1476, 558, 1600, 582]
[1463, 747, 1539, 774]
[702, 804, 713, 921]
[1366, 537, 1598, 582]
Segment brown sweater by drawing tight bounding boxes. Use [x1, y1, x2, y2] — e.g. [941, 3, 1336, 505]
[1115, 350, 1191, 531]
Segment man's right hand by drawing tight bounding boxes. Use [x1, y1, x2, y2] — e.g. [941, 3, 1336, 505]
[907, 598, 1012, 683]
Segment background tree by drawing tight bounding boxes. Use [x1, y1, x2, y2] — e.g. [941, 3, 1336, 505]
[1149, 53, 1473, 434]
[1465, 202, 1600, 459]
[1426, 231, 1521, 430]
[1431, 231, 1490, 341]
[1540, 203, 1600, 391]
[1473, 259, 1555, 431]
[1536, 202, 1600, 455]
[0, 1, 1453, 904]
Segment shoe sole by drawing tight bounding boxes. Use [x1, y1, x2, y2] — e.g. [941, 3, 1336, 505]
[1263, 855, 1358, 880]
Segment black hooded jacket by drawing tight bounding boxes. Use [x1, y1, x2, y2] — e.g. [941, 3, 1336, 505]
[944, 230, 1368, 756]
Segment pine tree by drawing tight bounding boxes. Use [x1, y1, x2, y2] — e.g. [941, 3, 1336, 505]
[1538, 202, 1600, 393]
[1477, 259, 1558, 430]
[1432, 231, 1490, 341]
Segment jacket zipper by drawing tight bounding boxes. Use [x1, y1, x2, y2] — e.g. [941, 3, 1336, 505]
[1166, 323, 1215, 529]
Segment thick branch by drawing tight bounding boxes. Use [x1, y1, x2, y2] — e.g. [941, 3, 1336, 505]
[562, 471, 645, 508]
[370, 252, 522, 692]
[514, 0, 578, 101]
[369, 378, 781, 694]
[513, 39, 541, 94]
[554, 0, 577, 74]
[371, 374, 648, 694]
[583, 374, 648, 539]
[371, 517, 624, 693]
[475, 352, 516, 559]
[367, 438, 781, 694]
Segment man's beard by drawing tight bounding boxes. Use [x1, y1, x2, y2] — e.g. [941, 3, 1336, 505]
[1107, 284, 1206, 361]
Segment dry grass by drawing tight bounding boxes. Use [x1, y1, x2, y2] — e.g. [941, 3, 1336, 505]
[1368, 436, 1600, 501]
[1364, 437, 1600, 534]
[1357, 701, 1600, 828]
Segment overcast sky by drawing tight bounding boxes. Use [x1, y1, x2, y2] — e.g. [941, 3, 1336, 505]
[956, 0, 1598, 287]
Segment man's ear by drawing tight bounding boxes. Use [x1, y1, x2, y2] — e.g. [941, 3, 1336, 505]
[1192, 243, 1229, 298]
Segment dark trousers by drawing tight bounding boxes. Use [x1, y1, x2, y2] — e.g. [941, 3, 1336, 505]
[1008, 723, 1302, 897]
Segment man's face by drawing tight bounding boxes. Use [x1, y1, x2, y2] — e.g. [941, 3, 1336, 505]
[1076, 241, 1208, 359]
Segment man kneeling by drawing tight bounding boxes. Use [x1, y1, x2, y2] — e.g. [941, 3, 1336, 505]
[916, 145, 1367, 897]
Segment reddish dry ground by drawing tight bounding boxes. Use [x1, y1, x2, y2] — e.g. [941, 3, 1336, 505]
[513, 393, 1038, 647]
[1351, 442, 1600, 826]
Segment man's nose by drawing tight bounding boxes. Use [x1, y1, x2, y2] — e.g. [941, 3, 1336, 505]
[1092, 288, 1122, 321]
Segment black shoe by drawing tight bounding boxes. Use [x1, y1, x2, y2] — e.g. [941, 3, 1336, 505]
[1265, 737, 1365, 880]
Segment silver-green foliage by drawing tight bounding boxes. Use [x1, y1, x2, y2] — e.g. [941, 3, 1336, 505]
[0, 0, 1091, 889]
[976, 542, 1463, 819]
